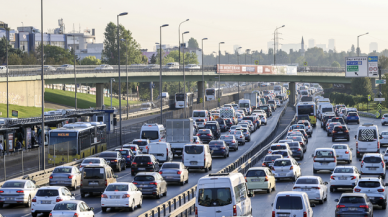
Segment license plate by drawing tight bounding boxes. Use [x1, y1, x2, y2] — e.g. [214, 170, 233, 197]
[89, 182, 98, 185]
[190, 161, 198, 165]
[57, 181, 65, 184]
[110, 195, 120, 199]
[41, 201, 51, 204]
[280, 173, 287, 176]
[339, 177, 347, 180]
[348, 207, 357, 211]
[369, 168, 377, 170]
[138, 168, 146, 171]
[157, 154, 164, 156]
[111, 160, 116, 162]
[359, 148, 366, 151]
[166, 176, 174, 179]
[139, 185, 148, 188]
[321, 163, 328, 165]
[212, 148, 219, 150]
[338, 155, 342, 158]
[369, 197, 374, 200]
[8, 197, 14, 200]
[338, 132, 343, 134]
[251, 179, 260, 182]
[278, 214, 289, 217]
[302, 188, 310, 191]
[176, 150, 182, 153]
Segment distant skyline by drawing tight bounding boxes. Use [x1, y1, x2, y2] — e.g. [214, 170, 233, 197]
[2, 0, 388, 55]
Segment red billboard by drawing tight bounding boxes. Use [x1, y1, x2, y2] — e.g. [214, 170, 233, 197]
[216, 64, 293, 75]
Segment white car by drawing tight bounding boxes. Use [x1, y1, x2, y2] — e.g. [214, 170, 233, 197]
[360, 153, 386, 178]
[380, 131, 388, 145]
[292, 176, 328, 204]
[56, 64, 74, 71]
[272, 158, 301, 181]
[101, 182, 142, 212]
[312, 148, 337, 173]
[384, 149, 388, 165]
[123, 144, 141, 155]
[0, 180, 38, 208]
[268, 143, 290, 154]
[382, 114, 388, 125]
[331, 144, 352, 163]
[257, 114, 267, 125]
[31, 186, 75, 217]
[330, 166, 360, 192]
[79, 157, 108, 171]
[95, 64, 114, 71]
[353, 177, 388, 209]
[184, 64, 200, 69]
[50, 200, 94, 217]
[0, 65, 7, 72]
[297, 120, 313, 136]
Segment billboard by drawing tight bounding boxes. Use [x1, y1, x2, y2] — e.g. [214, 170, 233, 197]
[345, 56, 368, 77]
[217, 64, 297, 75]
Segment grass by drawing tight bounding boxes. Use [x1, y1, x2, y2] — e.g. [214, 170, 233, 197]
[0, 104, 54, 118]
[45, 89, 140, 109]
[356, 102, 388, 114]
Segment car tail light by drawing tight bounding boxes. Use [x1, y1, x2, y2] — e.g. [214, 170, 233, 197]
[101, 194, 108, 198]
[378, 188, 385, 192]
[298, 148, 301, 151]
[303, 211, 307, 217]
[32, 197, 36, 202]
[105, 179, 107, 186]
[290, 166, 293, 170]
[166, 148, 169, 159]
[240, 136, 243, 138]
[232, 140, 236, 143]
[265, 176, 268, 182]
[56, 197, 63, 202]
[382, 160, 385, 167]
[272, 167, 275, 171]
[334, 156, 336, 163]
[132, 182, 138, 185]
[313, 157, 316, 162]
[50, 175, 53, 179]
[378, 142, 380, 149]
[332, 131, 336, 134]
[345, 151, 349, 154]
[361, 161, 364, 168]
[49, 213, 52, 217]
[195, 207, 198, 217]
[244, 176, 247, 182]
[197, 134, 200, 136]
[127, 155, 131, 158]
[262, 163, 266, 166]
[68, 175, 73, 179]
[207, 134, 212, 136]
[150, 182, 158, 186]
[345, 130, 349, 133]
[147, 162, 153, 165]
[73, 213, 78, 217]
[233, 205, 237, 216]
[351, 176, 356, 180]
[132, 162, 137, 165]
[177, 171, 182, 175]
[16, 190, 24, 193]
[272, 211, 275, 217]
[331, 176, 335, 180]
[312, 187, 320, 189]
[336, 205, 345, 208]
[359, 205, 369, 210]
[79, 165, 82, 168]
[122, 194, 130, 198]
[159, 171, 163, 174]
[354, 188, 361, 192]
[356, 141, 358, 152]
[293, 186, 300, 189]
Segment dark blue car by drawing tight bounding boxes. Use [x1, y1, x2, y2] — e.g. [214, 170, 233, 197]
[345, 112, 360, 124]
[115, 148, 135, 167]
[208, 140, 229, 158]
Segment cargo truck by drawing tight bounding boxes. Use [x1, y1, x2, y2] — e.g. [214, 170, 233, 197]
[244, 93, 258, 110]
[166, 118, 193, 156]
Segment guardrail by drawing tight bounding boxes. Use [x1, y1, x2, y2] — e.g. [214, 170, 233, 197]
[358, 111, 378, 119]
[138, 101, 293, 217]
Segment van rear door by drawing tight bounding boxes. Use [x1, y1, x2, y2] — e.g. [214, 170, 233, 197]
[184, 145, 204, 167]
[149, 145, 167, 162]
[274, 195, 304, 217]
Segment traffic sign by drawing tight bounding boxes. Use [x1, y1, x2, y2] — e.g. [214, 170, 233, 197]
[368, 56, 379, 77]
[374, 98, 385, 102]
[368, 95, 371, 101]
[345, 57, 368, 77]
[303, 62, 308, 66]
[287, 90, 291, 95]
[12, 110, 18, 117]
[254, 60, 259, 65]
[376, 80, 386, 85]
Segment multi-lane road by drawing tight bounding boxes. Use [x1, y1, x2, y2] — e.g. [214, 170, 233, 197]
[0, 101, 291, 217]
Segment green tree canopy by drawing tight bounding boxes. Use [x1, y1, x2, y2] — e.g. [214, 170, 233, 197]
[331, 61, 340, 67]
[351, 77, 373, 97]
[36, 44, 75, 65]
[80, 56, 101, 65]
[188, 38, 199, 49]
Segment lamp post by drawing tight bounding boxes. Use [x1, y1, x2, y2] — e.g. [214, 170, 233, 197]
[357, 32, 369, 56]
[182, 31, 189, 118]
[40, 0, 46, 170]
[218, 42, 225, 103]
[110, 78, 115, 109]
[274, 25, 285, 65]
[160, 24, 169, 124]
[236, 47, 242, 65]
[121, 38, 129, 119]
[178, 19, 189, 92]
[67, 34, 77, 109]
[117, 12, 128, 147]
[245, 49, 250, 64]
[202, 38, 208, 109]
[5, 28, 9, 118]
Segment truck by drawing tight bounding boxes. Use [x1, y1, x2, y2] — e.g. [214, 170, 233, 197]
[244, 93, 258, 110]
[166, 118, 193, 156]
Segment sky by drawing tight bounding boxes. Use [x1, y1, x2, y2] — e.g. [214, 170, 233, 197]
[3, 0, 388, 54]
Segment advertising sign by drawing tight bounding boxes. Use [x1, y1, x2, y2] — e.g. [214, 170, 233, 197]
[217, 64, 298, 75]
[345, 57, 368, 77]
[8, 133, 13, 152]
[26, 128, 31, 149]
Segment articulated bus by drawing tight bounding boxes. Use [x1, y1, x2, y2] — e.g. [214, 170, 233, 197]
[175, 93, 194, 109]
[296, 102, 316, 127]
[205, 88, 223, 101]
[48, 122, 107, 164]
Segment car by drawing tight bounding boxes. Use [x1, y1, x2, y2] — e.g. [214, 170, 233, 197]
[292, 176, 328, 204]
[242, 116, 260, 130]
[229, 130, 246, 145]
[257, 114, 267, 125]
[332, 144, 352, 163]
[0, 65, 7, 72]
[331, 117, 346, 125]
[115, 148, 135, 167]
[272, 191, 314, 217]
[271, 149, 293, 159]
[286, 136, 306, 148]
[312, 148, 337, 173]
[330, 166, 360, 192]
[334, 193, 373, 217]
[380, 131, 388, 146]
[101, 182, 142, 212]
[356, 123, 380, 158]
[288, 141, 304, 159]
[262, 154, 283, 168]
[131, 154, 160, 176]
[217, 119, 228, 132]
[146, 142, 173, 163]
[183, 144, 212, 172]
[236, 113, 244, 122]
[159, 162, 189, 185]
[193, 136, 202, 144]
[184, 64, 200, 69]
[50, 200, 94, 217]
[297, 120, 313, 136]
[79, 157, 108, 171]
[224, 118, 234, 129]
[359, 153, 386, 178]
[321, 112, 335, 129]
[80, 164, 117, 198]
[131, 139, 150, 154]
[0, 180, 38, 208]
[353, 177, 388, 209]
[332, 125, 350, 142]
[338, 108, 346, 118]
[239, 120, 255, 132]
[271, 158, 301, 181]
[31, 186, 75, 216]
[382, 114, 388, 125]
[346, 112, 360, 124]
[237, 127, 251, 142]
[132, 172, 167, 198]
[95, 64, 114, 71]
[245, 167, 276, 193]
[195, 119, 207, 129]
[268, 143, 290, 154]
[38, 65, 56, 72]
[326, 122, 341, 136]
[122, 144, 140, 155]
[335, 104, 346, 115]
[99, 151, 126, 172]
[209, 140, 229, 158]
[193, 121, 199, 134]
[204, 122, 221, 139]
[56, 64, 74, 71]
[196, 129, 214, 144]
[49, 166, 81, 190]
[288, 124, 305, 132]
[219, 135, 239, 151]
[384, 149, 388, 166]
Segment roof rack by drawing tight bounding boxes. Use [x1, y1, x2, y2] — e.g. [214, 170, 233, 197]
[209, 173, 229, 177]
[362, 123, 374, 126]
[143, 123, 159, 126]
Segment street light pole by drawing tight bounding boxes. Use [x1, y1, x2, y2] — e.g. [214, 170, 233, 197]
[178, 19, 189, 92]
[40, 0, 45, 170]
[5, 28, 9, 118]
[68, 34, 77, 109]
[202, 38, 208, 110]
[110, 78, 115, 109]
[160, 24, 169, 124]
[357, 32, 369, 56]
[117, 12, 128, 147]
[121, 38, 129, 119]
[182, 31, 189, 118]
[274, 25, 285, 66]
[218, 42, 225, 104]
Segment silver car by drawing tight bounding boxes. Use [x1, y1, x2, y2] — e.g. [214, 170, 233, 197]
[0, 180, 38, 208]
[220, 135, 239, 151]
[79, 157, 108, 171]
[49, 166, 82, 190]
[229, 130, 246, 145]
[237, 127, 251, 142]
[159, 162, 189, 185]
[133, 172, 167, 198]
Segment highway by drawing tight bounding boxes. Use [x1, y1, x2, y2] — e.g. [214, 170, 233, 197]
[0, 102, 290, 217]
[249, 116, 388, 217]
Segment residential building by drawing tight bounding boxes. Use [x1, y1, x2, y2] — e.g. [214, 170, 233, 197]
[328, 39, 335, 51]
[308, 39, 315, 48]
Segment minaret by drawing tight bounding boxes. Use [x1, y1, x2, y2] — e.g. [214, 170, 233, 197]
[301, 37, 305, 56]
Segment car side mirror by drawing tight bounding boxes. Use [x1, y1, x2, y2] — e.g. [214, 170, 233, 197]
[354, 135, 357, 139]
[71, 193, 75, 197]
[310, 203, 316, 207]
[113, 175, 118, 178]
[336, 155, 339, 158]
[334, 199, 339, 202]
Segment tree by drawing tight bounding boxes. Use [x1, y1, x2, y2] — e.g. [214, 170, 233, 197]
[8, 53, 22, 65]
[379, 55, 388, 69]
[351, 77, 373, 97]
[0, 37, 12, 64]
[351, 45, 355, 53]
[331, 61, 340, 67]
[80, 56, 101, 65]
[21, 53, 38, 65]
[188, 38, 199, 49]
[36, 44, 75, 65]
[150, 54, 157, 64]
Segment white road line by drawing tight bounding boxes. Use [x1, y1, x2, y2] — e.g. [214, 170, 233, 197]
[21, 214, 31, 217]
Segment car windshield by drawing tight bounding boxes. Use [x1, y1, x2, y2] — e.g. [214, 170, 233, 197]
[271, 145, 286, 150]
[134, 156, 151, 163]
[83, 168, 104, 179]
[363, 156, 382, 163]
[340, 196, 365, 203]
[162, 163, 180, 169]
[185, 146, 204, 154]
[36, 189, 59, 197]
[288, 142, 300, 147]
[198, 188, 232, 207]
[117, 150, 129, 155]
[2, 181, 25, 188]
[53, 167, 72, 173]
[273, 151, 289, 157]
[220, 136, 233, 140]
[193, 111, 206, 117]
[315, 150, 334, 158]
[348, 113, 357, 116]
[275, 196, 303, 210]
[209, 142, 224, 146]
[134, 176, 155, 181]
[334, 168, 354, 173]
[246, 170, 266, 177]
[99, 153, 117, 158]
[82, 159, 101, 164]
[132, 141, 148, 146]
[296, 178, 318, 184]
[287, 137, 302, 142]
[141, 131, 159, 140]
[358, 181, 380, 188]
[54, 203, 77, 210]
[274, 160, 291, 166]
[264, 155, 282, 161]
[205, 125, 217, 130]
[105, 184, 129, 191]
[199, 130, 211, 134]
[382, 132, 388, 135]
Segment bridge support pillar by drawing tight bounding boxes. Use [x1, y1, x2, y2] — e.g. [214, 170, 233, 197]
[289, 82, 296, 105]
[96, 83, 105, 108]
[197, 81, 204, 104]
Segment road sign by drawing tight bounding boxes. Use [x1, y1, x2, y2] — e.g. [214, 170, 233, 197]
[287, 90, 291, 95]
[368, 95, 371, 101]
[374, 98, 385, 102]
[12, 110, 18, 117]
[254, 60, 259, 65]
[368, 56, 379, 77]
[345, 57, 368, 77]
[303, 62, 308, 66]
[376, 80, 386, 85]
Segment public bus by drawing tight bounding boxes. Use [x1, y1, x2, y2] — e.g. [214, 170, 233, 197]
[48, 122, 107, 164]
[296, 102, 316, 127]
[175, 93, 194, 109]
[205, 88, 223, 101]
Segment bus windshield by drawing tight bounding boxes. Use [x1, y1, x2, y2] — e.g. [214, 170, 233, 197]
[49, 132, 77, 155]
[141, 131, 159, 140]
[50, 132, 77, 145]
[176, 94, 185, 101]
[239, 103, 249, 108]
[206, 89, 215, 95]
[297, 105, 315, 116]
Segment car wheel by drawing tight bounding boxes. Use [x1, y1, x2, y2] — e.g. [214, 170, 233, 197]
[163, 189, 167, 196]
[332, 138, 335, 142]
[347, 138, 350, 141]
[347, 160, 351, 164]
[319, 200, 324, 204]
[118, 164, 122, 172]
[102, 207, 107, 212]
[383, 174, 386, 179]
[138, 197, 143, 208]
[73, 181, 77, 191]
[180, 179, 185, 186]
[156, 190, 162, 199]
[300, 155, 304, 160]
[204, 166, 209, 172]
[236, 146, 239, 151]
[224, 154, 227, 158]
[25, 196, 31, 208]
[131, 171, 135, 176]
[31, 213, 37, 217]
[123, 163, 126, 170]
[313, 169, 317, 174]
[0, 203, 3, 208]
[129, 200, 135, 211]
[267, 186, 272, 193]
[292, 175, 296, 181]
[209, 164, 212, 171]
[330, 187, 334, 192]
[81, 193, 86, 198]
[382, 202, 387, 210]
[272, 184, 276, 191]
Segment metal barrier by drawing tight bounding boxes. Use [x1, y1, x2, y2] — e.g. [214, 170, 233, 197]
[358, 111, 378, 119]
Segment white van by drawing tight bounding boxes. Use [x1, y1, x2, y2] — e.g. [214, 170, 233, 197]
[272, 191, 314, 217]
[196, 173, 252, 217]
[312, 148, 337, 173]
[356, 123, 380, 158]
[183, 144, 212, 172]
[239, 99, 251, 115]
[192, 110, 210, 121]
[147, 142, 173, 163]
[318, 103, 333, 120]
[163, 62, 179, 69]
[140, 123, 166, 143]
[140, 102, 152, 111]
